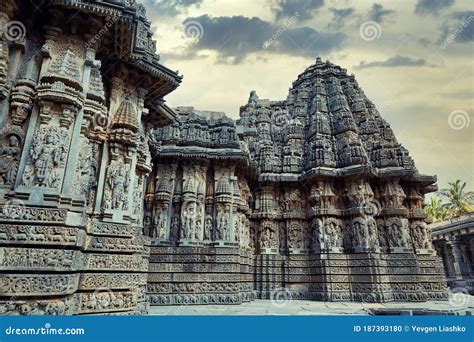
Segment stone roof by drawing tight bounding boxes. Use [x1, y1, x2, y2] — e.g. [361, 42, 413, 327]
[431, 213, 474, 240]
[152, 106, 243, 160]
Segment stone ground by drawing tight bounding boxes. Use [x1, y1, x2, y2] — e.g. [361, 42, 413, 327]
[148, 297, 474, 316]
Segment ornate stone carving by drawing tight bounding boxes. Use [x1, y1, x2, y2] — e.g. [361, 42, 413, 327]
[0, 133, 22, 185]
[22, 126, 68, 188]
[103, 159, 129, 210]
[73, 137, 96, 197]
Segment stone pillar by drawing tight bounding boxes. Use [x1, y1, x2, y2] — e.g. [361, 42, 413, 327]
[441, 242, 454, 277]
[460, 242, 472, 276]
[448, 237, 469, 278]
[0, 0, 21, 126]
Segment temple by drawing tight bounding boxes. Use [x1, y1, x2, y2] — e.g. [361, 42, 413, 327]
[432, 214, 474, 294]
[0, 0, 448, 315]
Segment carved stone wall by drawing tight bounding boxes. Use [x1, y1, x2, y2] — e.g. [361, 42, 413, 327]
[0, 0, 181, 315]
[146, 99, 448, 305]
[146, 108, 255, 304]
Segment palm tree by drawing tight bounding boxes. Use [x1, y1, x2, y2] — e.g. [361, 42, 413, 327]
[425, 196, 449, 222]
[439, 180, 474, 217]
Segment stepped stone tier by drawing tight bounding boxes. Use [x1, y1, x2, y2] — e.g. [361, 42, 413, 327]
[0, 0, 448, 315]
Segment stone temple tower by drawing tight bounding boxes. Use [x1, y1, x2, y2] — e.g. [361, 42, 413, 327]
[145, 59, 447, 306]
[236, 57, 447, 302]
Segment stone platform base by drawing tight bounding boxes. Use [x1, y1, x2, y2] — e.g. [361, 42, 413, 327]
[147, 247, 449, 306]
[147, 246, 255, 305]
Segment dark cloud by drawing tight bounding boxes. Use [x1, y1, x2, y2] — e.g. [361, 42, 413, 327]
[368, 3, 395, 23]
[439, 11, 474, 44]
[415, 0, 455, 16]
[270, 0, 325, 21]
[328, 7, 355, 30]
[145, 0, 203, 17]
[355, 55, 427, 69]
[179, 15, 346, 64]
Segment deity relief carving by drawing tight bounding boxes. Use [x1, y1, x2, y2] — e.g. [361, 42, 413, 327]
[181, 201, 196, 239]
[323, 218, 342, 249]
[153, 204, 168, 239]
[170, 213, 180, 241]
[215, 207, 229, 241]
[0, 134, 22, 185]
[386, 218, 409, 248]
[22, 126, 68, 188]
[366, 217, 379, 249]
[103, 159, 129, 210]
[204, 215, 212, 241]
[411, 222, 432, 250]
[352, 217, 368, 248]
[259, 220, 277, 249]
[132, 176, 145, 219]
[311, 218, 324, 250]
[288, 221, 308, 250]
[73, 137, 96, 197]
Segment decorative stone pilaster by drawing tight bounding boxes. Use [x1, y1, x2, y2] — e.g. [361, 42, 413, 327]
[378, 180, 411, 253]
[213, 166, 236, 246]
[309, 180, 342, 253]
[345, 178, 380, 253]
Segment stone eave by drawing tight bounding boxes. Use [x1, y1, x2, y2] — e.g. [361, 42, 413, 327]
[156, 146, 248, 162]
[411, 174, 437, 185]
[51, 0, 182, 95]
[130, 58, 182, 94]
[144, 103, 179, 128]
[430, 213, 474, 240]
[257, 165, 433, 184]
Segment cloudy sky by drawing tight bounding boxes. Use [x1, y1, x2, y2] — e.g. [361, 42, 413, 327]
[143, 0, 473, 193]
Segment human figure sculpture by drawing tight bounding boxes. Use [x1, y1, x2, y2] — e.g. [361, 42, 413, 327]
[109, 166, 128, 210]
[0, 135, 21, 185]
[217, 214, 227, 240]
[30, 132, 61, 187]
[204, 216, 212, 240]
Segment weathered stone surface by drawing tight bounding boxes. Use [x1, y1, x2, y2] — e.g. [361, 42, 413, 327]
[0, 0, 448, 315]
[0, 0, 180, 315]
[431, 214, 474, 294]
